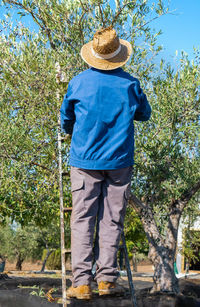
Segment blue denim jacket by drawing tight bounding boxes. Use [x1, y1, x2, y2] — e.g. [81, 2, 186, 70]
[60, 67, 151, 169]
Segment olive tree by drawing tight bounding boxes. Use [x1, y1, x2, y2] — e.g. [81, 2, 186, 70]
[0, 0, 166, 223]
[130, 54, 200, 292]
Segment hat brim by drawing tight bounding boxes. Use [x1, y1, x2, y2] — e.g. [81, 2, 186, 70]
[80, 39, 132, 71]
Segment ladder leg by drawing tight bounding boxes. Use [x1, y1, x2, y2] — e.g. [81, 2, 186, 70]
[121, 231, 137, 307]
[58, 112, 67, 307]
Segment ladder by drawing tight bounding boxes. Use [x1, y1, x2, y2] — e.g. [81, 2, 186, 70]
[56, 64, 137, 307]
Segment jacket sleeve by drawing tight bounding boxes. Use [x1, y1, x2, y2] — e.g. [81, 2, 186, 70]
[133, 80, 151, 121]
[60, 82, 76, 134]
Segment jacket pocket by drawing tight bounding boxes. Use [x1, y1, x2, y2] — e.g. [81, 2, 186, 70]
[71, 178, 84, 193]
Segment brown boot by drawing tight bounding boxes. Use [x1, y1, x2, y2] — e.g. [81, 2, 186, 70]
[98, 281, 124, 296]
[66, 285, 92, 300]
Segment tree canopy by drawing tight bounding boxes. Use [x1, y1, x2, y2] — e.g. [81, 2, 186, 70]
[0, 0, 168, 225]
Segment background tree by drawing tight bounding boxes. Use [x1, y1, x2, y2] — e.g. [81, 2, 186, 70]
[0, 222, 40, 270]
[0, 220, 70, 271]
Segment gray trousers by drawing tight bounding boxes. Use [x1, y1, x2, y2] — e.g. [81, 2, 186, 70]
[70, 166, 132, 286]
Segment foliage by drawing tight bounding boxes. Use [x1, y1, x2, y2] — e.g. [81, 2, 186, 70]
[42, 248, 61, 270]
[0, 222, 14, 260]
[182, 206, 200, 272]
[0, 0, 168, 225]
[124, 206, 148, 257]
[0, 220, 70, 269]
[128, 52, 200, 292]
[133, 52, 200, 233]
[183, 230, 200, 270]
[0, 27, 69, 226]
[0, 222, 40, 265]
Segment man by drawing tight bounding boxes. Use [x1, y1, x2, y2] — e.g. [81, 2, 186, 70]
[60, 26, 151, 300]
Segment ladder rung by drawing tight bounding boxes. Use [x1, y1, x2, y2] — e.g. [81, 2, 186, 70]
[60, 136, 68, 142]
[62, 172, 69, 176]
[63, 207, 72, 212]
[62, 248, 71, 254]
[58, 135, 69, 142]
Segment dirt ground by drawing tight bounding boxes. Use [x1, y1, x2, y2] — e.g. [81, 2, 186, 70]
[1, 261, 200, 307]
[1, 272, 200, 306]
[5, 260, 154, 274]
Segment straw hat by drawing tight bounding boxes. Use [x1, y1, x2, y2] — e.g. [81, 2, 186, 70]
[80, 26, 132, 70]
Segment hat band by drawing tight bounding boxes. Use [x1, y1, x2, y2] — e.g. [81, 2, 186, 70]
[91, 44, 121, 60]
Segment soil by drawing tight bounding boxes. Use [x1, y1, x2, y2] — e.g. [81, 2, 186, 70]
[4, 260, 154, 274]
[1, 270, 200, 307]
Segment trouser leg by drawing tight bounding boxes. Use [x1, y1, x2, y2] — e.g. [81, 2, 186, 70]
[70, 167, 104, 287]
[95, 167, 132, 283]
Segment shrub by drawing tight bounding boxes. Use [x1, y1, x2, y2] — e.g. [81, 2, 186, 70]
[46, 249, 61, 270]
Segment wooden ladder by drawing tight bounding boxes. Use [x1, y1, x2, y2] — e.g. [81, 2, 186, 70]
[56, 64, 137, 307]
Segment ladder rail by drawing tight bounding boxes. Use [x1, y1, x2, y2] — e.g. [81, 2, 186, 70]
[56, 62, 68, 306]
[57, 107, 67, 307]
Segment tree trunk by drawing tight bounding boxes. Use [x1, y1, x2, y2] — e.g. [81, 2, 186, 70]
[16, 254, 24, 271]
[132, 254, 137, 272]
[149, 244, 179, 293]
[129, 181, 200, 293]
[40, 249, 53, 272]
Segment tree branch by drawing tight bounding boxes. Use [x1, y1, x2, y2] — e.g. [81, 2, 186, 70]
[125, 10, 175, 39]
[30, 161, 54, 172]
[165, 179, 200, 249]
[129, 193, 164, 246]
[77, 11, 86, 45]
[137, 10, 175, 31]
[172, 179, 200, 211]
[98, 3, 106, 27]
[0, 153, 53, 173]
[37, 6, 56, 49]
[4, 1, 56, 49]
[111, 1, 136, 27]
[79, 0, 90, 13]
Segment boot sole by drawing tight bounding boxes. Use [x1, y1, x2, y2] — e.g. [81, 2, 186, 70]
[76, 294, 92, 300]
[99, 289, 115, 296]
[99, 288, 125, 296]
[67, 294, 92, 300]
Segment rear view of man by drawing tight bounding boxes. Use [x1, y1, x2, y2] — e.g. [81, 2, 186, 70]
[60, 26, 151, 300]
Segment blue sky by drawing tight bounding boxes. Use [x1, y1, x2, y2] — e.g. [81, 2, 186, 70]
[151, 0, 200, 62]
[0, 0, 199, 63]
